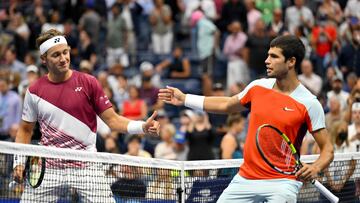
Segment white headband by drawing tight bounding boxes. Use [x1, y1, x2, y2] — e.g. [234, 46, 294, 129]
[39, 36, 68, 55]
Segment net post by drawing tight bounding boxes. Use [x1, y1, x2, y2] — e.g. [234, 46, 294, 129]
[180, 161, 185, 203]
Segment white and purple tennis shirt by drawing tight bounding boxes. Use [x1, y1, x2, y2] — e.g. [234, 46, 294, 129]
[22, 70, 112, 153]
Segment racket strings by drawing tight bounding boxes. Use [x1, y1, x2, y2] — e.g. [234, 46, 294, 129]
[258, 127, 297, 173]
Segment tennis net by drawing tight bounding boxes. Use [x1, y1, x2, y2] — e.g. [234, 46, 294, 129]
[0, 141, 359, 203]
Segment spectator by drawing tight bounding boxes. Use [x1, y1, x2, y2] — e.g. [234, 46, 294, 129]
[121, 0, 143, 65]
[149, 0, 173, 54]
[112, 74, 129, 112]
[78, 60, 93, 75]
[78, 3, 101, 45]
[139, 76, 164, 113]
[121, 85, 147, 120]
[6, 12, 30, 43]
[255, 0, 282, 25]
[267, 8, 286, 37]
[244, 0, 262, 34]
[338, 21, 360, 77]
[78, 30, 97, 70]
[130, 61, 162, 88]
[348, 102, 360, 151]
[17, 65, 40, 98]
[344, 72, 358, 93]
[155, 45, 191, 79]
[0, 77, 22, 141]
[110, 165, 147, 202]
[218, 0, 248, 33]
[125, 134, 152, 158]
[298, 59, 323, 96]
[220, 113, 245, 159]
[146, 168, 176, 200]
[191, 10, 220, 96]
[178, 109, 195, 133]
[173, 131, 189, 161]
[326, 76, 349, 111]
[316, 0, 343, 26]
[154, 123, 177, 160]
[223, 21, 249, 89]
[243, 18, 271, 80]
[3, 47, 26, 81]
[106, 3, 129, 68]
[320, 120, 356, 203]
[186, 111, 215, 160]
[41, 10, 64, 33]
[310, 18, 338, 75]
[344, 0, 360, 19]
[285, 0, 314, 35]
[325, 96, 344, 128]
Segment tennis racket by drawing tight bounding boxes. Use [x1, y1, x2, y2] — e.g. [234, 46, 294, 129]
[255, 124, 339, 203]
[9, 156, 46, 189]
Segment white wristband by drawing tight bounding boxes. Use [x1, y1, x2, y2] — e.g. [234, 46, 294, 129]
[127, 121, 146, 134]
[13, 154, 26, 169]
[184, 94, 205, 111]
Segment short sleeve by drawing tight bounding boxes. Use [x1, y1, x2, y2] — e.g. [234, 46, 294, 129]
[22, 89, 38, 122]
[307, 99, 326, 132]
[90, 76, 113, 115]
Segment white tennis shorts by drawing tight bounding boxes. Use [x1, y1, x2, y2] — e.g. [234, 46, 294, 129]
[217, 174, 303, 203]
[20, 163, 115, 203]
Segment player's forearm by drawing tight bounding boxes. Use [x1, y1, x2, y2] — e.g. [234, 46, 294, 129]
[203, 96, 232, 114]
[15, 121, 35, 144]
[312, 144, 334, 173]
[15, 129, 32, 144]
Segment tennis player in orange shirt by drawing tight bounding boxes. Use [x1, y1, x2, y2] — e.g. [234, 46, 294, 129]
[158, 35, 334, 202]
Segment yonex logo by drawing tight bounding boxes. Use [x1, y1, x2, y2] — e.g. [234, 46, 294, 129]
[283, 107, 295, 112]
[54, 38, 60, 43]
[75, 87, 83, 92]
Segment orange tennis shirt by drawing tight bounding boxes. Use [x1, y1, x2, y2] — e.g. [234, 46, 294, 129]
[237, 78, 326, 180]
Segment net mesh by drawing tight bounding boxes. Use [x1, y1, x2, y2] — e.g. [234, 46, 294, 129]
[0, 141, 360, 203]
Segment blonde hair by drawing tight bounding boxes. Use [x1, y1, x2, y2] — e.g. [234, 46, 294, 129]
[162, 124, 176, 137]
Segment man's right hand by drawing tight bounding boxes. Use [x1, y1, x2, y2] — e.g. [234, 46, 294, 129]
[13, 165, 25, 183]
[158, 86, 186, 106]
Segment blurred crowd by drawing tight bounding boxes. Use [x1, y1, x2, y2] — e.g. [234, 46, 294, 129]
[0, 0, 360, 164]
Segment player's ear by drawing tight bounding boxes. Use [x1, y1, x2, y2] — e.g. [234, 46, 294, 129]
[287, 57, 296, 69]
[40, 54, 46, 65]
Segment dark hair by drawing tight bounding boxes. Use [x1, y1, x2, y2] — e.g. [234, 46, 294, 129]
[270, 35, 305, 71]
[226, 113, 244, 128]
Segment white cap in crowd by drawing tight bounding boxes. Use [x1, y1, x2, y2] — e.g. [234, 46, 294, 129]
[26, 65, 39, 73]
[140, 61, 154, 72]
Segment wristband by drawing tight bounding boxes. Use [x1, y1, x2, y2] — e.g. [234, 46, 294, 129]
[13, 154, 26, 169]
[127, 121, 146, 134]
[184, 94, 205, 111]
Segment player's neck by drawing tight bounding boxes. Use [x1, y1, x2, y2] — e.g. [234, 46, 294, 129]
[48, 70, 73, 83]
[274, 74, 300, 94]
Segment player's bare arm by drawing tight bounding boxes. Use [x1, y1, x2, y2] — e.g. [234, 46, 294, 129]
[13, 120, 36, 182]
[15, 120, 36, 144]
[99, 108, 160, 136]
[295, 128, 334, 181]
[158, 86, 245, 113]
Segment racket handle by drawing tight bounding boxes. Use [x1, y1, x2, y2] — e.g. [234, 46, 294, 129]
[312, 179, 339, 203]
